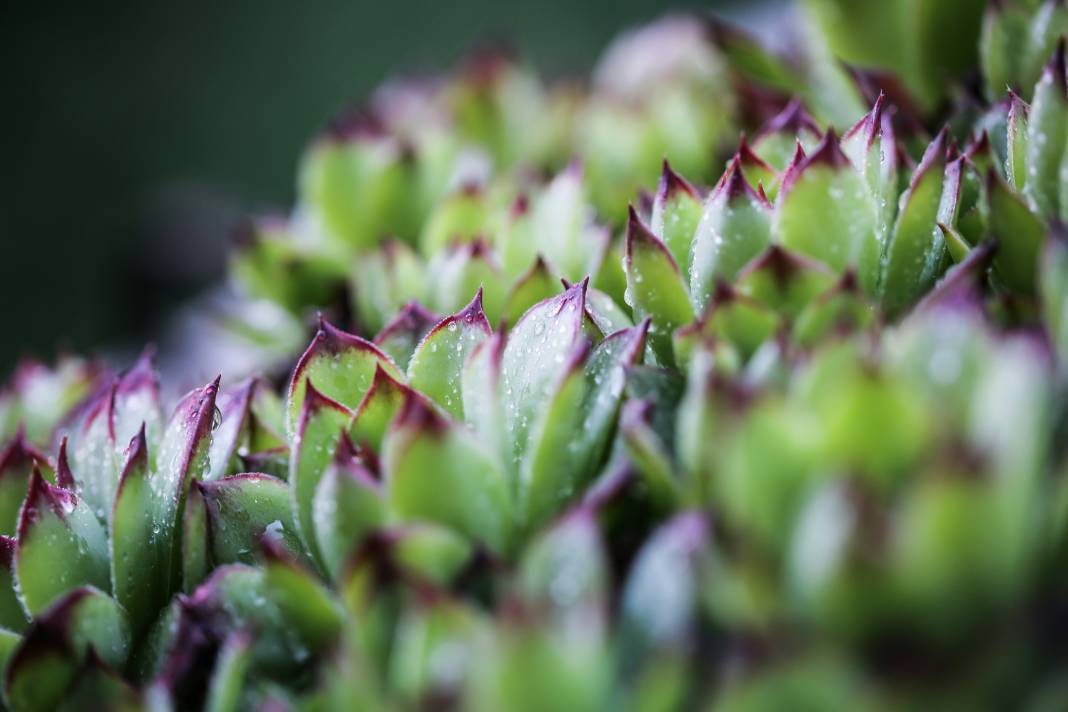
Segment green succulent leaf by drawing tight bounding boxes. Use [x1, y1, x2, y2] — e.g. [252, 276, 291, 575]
[15, 470, 109, 617]
[112, 377, 218, 639]
[773, 130, 881, 295]
[690, 159, 773, 311]
[1007, 91, 1031, 190]
[182, 478, 211, 592]
[425, 241, 505, 324]
[207, 378, 257, 481]
[531, 163, 609, 284]
[286, 317, 401, 435]
[520, 320, 649, 532]
[420, 185, 489, 256]
[110, 427, 164, 637]
[0, 537, 26, 632]
[5, 587, 131, 712]
[349, 364, 415, 454]
[198, 473, 303, 566]
[1024, 43, 1067, 219]
[204, 632, 253, 712]
[518, 510, 608, 633]
[353, 241, 428, 336]
[1022, 2, 1068, 95]
[262, 541, 343, 653]
[621, 400, 683, 509]
[987, 168, 1046, 293]
[751, 100, 822, 172]
[500, 279, 600, 477]
[1042, 225, 1068, 364]
[625, 207, 694, 366]
[619, 513, 708, 665]
[0, 430, 49, 537]
[881, 133, 961, 317]
[461, 330, 507, 466]
[312, 435, 385, 580]
[503, 256, 559, 325]
[980, 0, 1030, 102]
[289, 381, 352, 570]
[407, 289, 492, 418]
[650, 161, 704, 275]
[373, 301, 440, 373]
[300, 132, 411, 249]
[384, 394, 513, 554]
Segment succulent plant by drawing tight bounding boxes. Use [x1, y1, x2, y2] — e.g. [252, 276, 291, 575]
[1, 2, 1068, 710]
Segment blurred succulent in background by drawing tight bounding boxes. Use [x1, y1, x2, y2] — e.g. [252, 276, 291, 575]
[1, 1, 1068, 710]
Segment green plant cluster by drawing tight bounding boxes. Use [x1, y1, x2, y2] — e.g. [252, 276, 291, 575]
[1, 2, 1068, 710]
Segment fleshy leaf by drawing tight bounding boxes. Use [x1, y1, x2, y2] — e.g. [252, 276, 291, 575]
[383, 394, 512, 554]
[980, 0, 1030, 102]
[733, 245, 837, 319]
[0, 428, 49, 536]
[111, 347, 162, 456]
[5, 587, 131, 712]
[503, 257, 559, 325]
[698, 284, 782, 360]
[349, 364, 415, 454]
[773, 130, 881, 295]
[690, 157, 772, 311]
[407, 289, 492, 419]
[373, 301, 440, 373]
[650, 160, 703, 275]
[113, 377, 218, 638]
[1044, 226, 1068, 369]
[203, 632, 252, 712]
[500, 279, 596, 477]
[1024, 42, 1067, 219]
[518, 509, 608, 635]
[182, 478, 211, 593]
[198, 474, 303, 566]
[352, 241, 428, 336]
[881, 132, 961, 317]
[0, 537, 26, 632]
[619, 513, 708, 664]
[1007, 91, 1030, 190]
[262, 541, 343, 653]
[752, 99, 822, 171]
[425, 240, 505, 324]
[531, 163, 608, 284]
[987, 169, 1046, 293]
[461, 329, 507, 466]
[299, 131, 411, 249]
[15, 469, 109, 617]
[286, 316, 401, 435]
[207, 378, 257, 481]
[419, 184, 489, 256]
[625, 207, 694, 366]
[313, 436, 384, 580]
[621, 400, 682, 509]
[110, 427, 160, 637]
[289, 381, 353, 569]
[521, 321, 648, 531]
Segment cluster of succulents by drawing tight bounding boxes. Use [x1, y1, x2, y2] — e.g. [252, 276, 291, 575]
[2, 1, 1068, 710]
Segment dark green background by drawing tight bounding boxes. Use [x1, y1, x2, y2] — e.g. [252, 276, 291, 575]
[1, 0, 750, 371]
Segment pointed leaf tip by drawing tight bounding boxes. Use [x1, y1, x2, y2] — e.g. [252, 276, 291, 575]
[657, 159, 700, 202]
[56, 437, 75, 490]
[393, 392, 450, 437]
[758, 98, 821, 139]
[803, 128, 849, 170]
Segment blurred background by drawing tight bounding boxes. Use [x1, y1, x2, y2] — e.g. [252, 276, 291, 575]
[1, 0, 770, 373]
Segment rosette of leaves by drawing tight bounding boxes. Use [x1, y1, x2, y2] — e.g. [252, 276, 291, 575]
[0, 5, 1066, 711]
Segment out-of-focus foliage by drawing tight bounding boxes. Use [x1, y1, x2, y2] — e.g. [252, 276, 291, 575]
[1, 3, 1068, 710]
